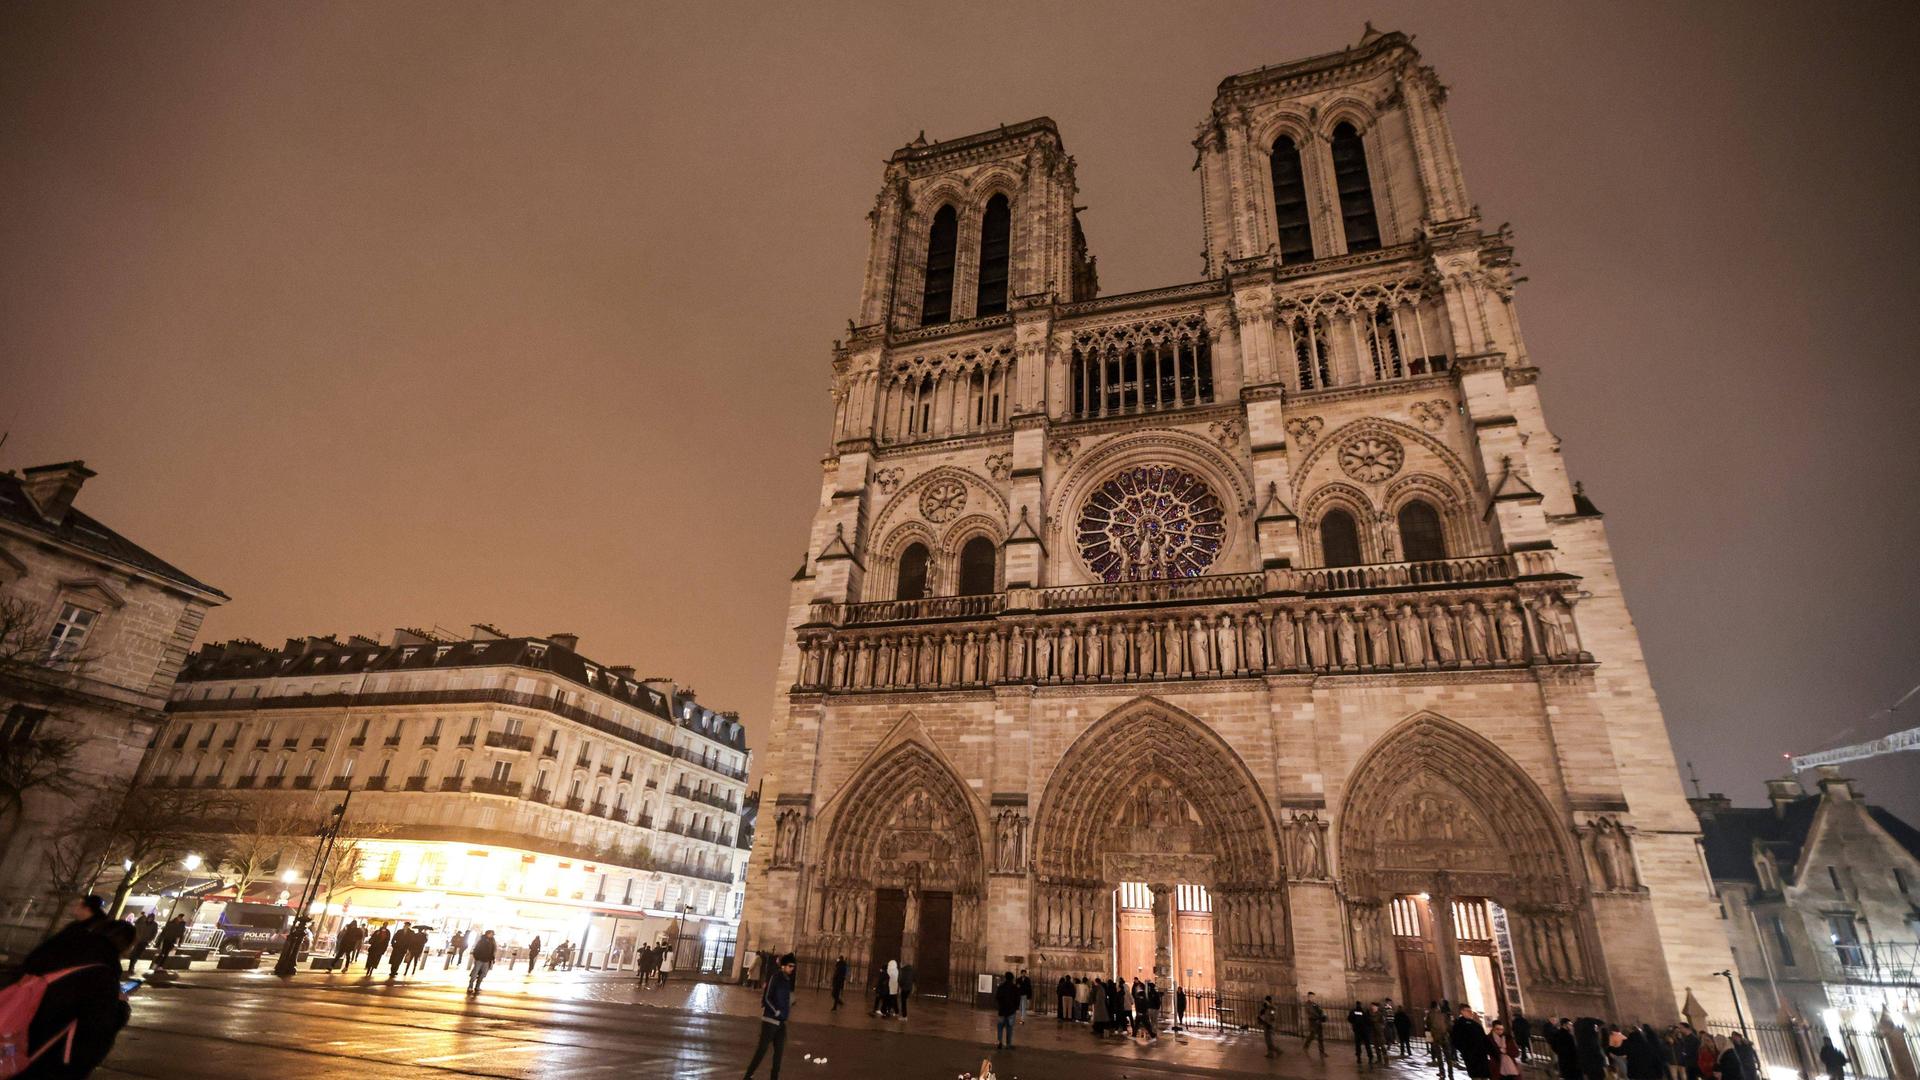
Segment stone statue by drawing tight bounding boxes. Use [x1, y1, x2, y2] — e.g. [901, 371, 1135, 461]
[830, 641, 849, 687]
[985, 630, 1002, 683]
[1007, 626, 1027, 680]
[961, 631, 978, 684]
[1533, 596, 1569, 658]
[1304, 611, 1329, 669]
[917, 634, 937, 685]
[1427, 605, 1458, 664]
[896, 635, 915, 686]
[1396, 604, 1426, 666]
[1134, 620, 1153, 675]
[1058, 622, 1079, 680]
[1497, 601, 1527, 660]
[1365, 607, 1392, 667]
[1217, 613, 1240, 673]
[1188, 616, 1213, 674]
[1162, 618, 1185, 675]
[854, 640, 873, 688]
[1335, 611, 1359, 669]
[1241, 613, 1264, 672]
[1085, 623, 1103, 678]
[1463, 602, 1490, 663]
[1034, 626, 1054, 681]
[1269, 611, 1295, 669]
[1302, 815, 1327, 878]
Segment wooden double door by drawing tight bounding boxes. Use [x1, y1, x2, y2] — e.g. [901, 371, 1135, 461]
[869, 888, 953, 997]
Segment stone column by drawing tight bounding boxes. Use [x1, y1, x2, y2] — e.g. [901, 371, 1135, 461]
[1151, 884, 1173, 983]
[1431, 885, 1464, 1007]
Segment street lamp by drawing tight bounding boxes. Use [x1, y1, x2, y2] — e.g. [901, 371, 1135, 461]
[181, 853, 202, 872]
[274, 793, 352, 979]
[1714, 969, 1750, 1037]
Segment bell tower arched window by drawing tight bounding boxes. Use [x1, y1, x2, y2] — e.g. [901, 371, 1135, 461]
[1397, 501, 1447, 562]
[897, 543, 931, 601]
[975, 194, 1011, 317]
[920, 205, 958, 326]
[1319, 509, 1363, 568]
[957, 536, 997, 595]
[1330, 122, 1381, 253]
[1269, 135, 1314, 263]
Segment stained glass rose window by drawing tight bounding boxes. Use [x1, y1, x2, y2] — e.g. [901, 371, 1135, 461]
[1076, 466, 1227, 581]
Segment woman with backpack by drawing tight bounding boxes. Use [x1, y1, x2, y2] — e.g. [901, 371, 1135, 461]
[3, 918, 136, 1077]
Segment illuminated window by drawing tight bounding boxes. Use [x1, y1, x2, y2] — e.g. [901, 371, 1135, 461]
[1076, 466, 1226, 581]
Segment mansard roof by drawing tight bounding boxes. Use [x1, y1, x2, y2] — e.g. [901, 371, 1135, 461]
[0, 468, 227, 599]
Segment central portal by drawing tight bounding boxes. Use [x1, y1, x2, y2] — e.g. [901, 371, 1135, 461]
[1113, 881, 1216, 992]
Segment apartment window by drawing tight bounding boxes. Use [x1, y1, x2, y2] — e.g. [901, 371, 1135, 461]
[1828, 915, 1865, 967]
[490, 760, 512, 782]
[2, 705, 48, 744]
[1828, 866, 1844, 893]
[46, 603, 97, 659]
[1767, 915, 1796, 967]
[1895, 868, 1911, 896]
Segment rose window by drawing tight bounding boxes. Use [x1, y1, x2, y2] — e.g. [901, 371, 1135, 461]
[1076, 466, 1227, 581]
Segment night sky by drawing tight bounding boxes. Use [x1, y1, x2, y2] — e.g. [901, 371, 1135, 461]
[4, 2, 1916, 817]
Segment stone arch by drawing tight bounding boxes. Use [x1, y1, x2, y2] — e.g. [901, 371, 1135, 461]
[1299, 480, 1380, 566]
[1381, 472, 1477, 560]
[940, 512, 1005, 595]
[866, 520, 939, 602]
[1317, 96, 1381, 139]
[1294, 416, 1475, 508]
[1030, 697, 1290, 994]
[1336, 711, 1598, 1007]
[869, 465, 1008, 552]
[805, 715, 989, 993]
[1047, 431, 1254, 583]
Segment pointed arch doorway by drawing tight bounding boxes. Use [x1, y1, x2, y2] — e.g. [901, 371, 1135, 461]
[1340, 714, 1599, 1018]
[1031, 698, 1290, 998]
[808, 736, 987, 998]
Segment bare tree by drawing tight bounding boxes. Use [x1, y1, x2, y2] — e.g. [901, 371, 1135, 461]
[211, 802, 321, 902]
[92, 780, 238, 916]
[35, 798, 114, 935]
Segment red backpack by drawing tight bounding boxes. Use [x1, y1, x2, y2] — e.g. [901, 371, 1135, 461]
[0, 964, 104, 1077]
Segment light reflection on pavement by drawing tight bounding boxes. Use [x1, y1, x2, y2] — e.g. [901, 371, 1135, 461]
[95, 967, 1441, 1079]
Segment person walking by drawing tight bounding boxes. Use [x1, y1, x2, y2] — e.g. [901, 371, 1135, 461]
[466, 930, 497, 995]
[1351, 1001, 1377, 1067]
[885, 960, 900, 1018]
[1818, 1036, 1848, 1080]
[1075, 976, 1091, 1024]
[1146, 979, 1162, 1036]
[1576, 1017, 1609, 1080]
[149, 915, 187, 973]
[1454, 1007, 1493, 1080]
[130, 912, 158, 962]
[9, 917, 137, 1079]
[742, 953, 796, 1080]
[1259, 995, 1281, 1057]
[1728, 1032, 1760, 1080]
[335, 921, 363, 973]
[1493, 1020, 1523, 1080]
[1396, 1000, 1415, 1057]
[524, 936, 542, 975]
[1016, 969, 1031, 1024]
[993, 971, 1020, 1050]
[365, 923, 391, 973]
[1551, 1018, 1583, 1080]
[1056, 974, 1073, 1022]
[1431, 1001, 1457, 1076]
[1370, 1002, 1389, 1063]
[658, 939, 674, 984]
[387, 923, 411, 978]
[446, 928, 466, 969]
[898, 963, 915, 1019]
[1131, 978, 1156, 1040]
[1090, 977, 1109, 1036]
[1174, 982, 1188, 1033]
[1299, 991, 1325, 1054]
[1514, 1011, 1534, 1062]
[830, 956, 847, 1011]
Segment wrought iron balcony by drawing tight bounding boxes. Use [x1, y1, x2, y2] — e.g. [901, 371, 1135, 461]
[263, 775, 285, 789]
[422, 734, 441, 746]
[383, 735, 402, 747]
[469, 777, 523, 798]
[292, 775, 314, 789]
[439, 777, 464, 792]
[484, 731, 534, 752]
[404, 776, 427, 791]
[363, 776, 387, 791]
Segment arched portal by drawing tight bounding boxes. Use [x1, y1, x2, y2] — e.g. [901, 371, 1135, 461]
[1338, 713, 1599, 1017]
[1031, 698, 1290, 997]
[808, 738, 986, 998]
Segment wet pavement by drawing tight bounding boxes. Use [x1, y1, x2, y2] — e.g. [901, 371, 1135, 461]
[97, 965, 1452, 1079]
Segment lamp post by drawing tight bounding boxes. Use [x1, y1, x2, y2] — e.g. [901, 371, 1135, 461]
[275, 792, 352, 978]
[1715, 969, 1750, 1038]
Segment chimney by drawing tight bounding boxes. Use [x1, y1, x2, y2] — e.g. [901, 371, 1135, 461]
[347, 634, 379, 647]
[19, 461, 96, 525]
[392, 628, 431, 646]
[470, 623, 506, 641]
[607, 665, 636, 681]
[548, 633, 579, 652]
[1814, 766, 1859, 802]
[1688, 793, 1733, 820]
[1765, 776, 1805, 817]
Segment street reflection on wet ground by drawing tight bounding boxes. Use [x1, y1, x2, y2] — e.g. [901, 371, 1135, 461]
[98, 967, 1444, 1079]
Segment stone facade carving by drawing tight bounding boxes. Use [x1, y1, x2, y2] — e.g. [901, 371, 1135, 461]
[919, 477, 967, 523]
[1285, 416, 1324, 448]
[772, 807, 808, 870]
[1579, 815, 1642, 892]
[1338, 433, 1406, 483]
[992, 807, 1028, 875]
[1410, 398, 1452, 431]
[874, 466, 904, 494]
[1049, 437, 1079, 466]
[1284, 810, 1330, 881]
[984, 452, 1012, 480]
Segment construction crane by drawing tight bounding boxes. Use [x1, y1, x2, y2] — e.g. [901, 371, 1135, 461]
[1788, 680, 1920, 772]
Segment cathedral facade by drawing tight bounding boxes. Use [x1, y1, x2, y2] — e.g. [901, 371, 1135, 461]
[743, 28, 1740, 1023]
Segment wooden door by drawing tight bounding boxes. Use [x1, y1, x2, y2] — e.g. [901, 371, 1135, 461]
[1393, 894, 1441, 1007]
[870, 888, 906, 989]
[917, 891, 952, 996]
[1117, 908, 1156, 982]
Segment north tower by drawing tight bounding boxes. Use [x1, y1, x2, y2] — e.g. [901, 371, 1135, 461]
[744, 27, 1741, 1022]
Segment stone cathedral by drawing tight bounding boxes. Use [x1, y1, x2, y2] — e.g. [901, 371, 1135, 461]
[743, 28, 1741, 1022]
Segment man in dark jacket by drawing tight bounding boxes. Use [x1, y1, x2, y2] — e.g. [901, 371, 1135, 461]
[1549, 1018, 1582, 1080]
[743, 953, 796, 1080]
[1818, 1036, 1848, 1080]
[1394, 1000, 1414, 1056]
[466, 930, 497, 995]
[1574, 1017, 1609, 1080]
[365, 923, 390, 972]
[148, 915, 186, 973]
[1056, 974, 1073, 1022]
[1429, 1001, 1455, 1075]
[15, 918, 135, 1079]
[1512, 1011, 1532, 1062]
[830, 956, 847, 1011]
[897, 963, 915, 1019]
[1453, 1006, 1493, 1080]
[1351, 1001, 1376, 1066]
[993, 971, 1020, 1050]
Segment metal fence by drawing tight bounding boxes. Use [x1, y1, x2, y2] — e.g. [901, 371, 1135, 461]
[1707, 1021, 1920, 1080]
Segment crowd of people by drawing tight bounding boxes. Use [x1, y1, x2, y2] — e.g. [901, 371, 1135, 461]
[0, 895, 137, 1078]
